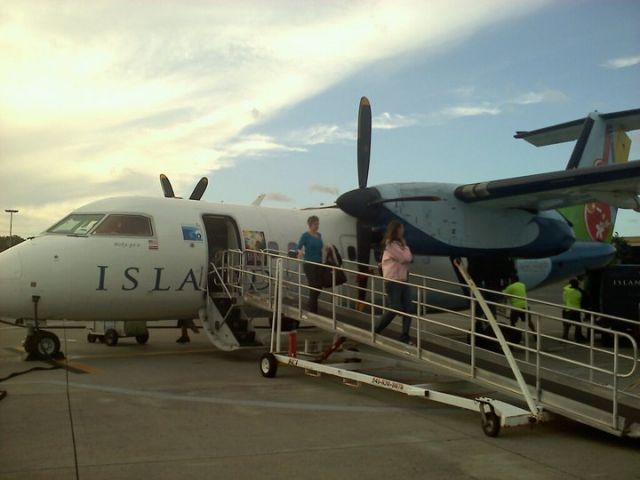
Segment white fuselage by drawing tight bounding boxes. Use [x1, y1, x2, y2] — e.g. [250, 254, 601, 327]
[0, 196, 361, 321]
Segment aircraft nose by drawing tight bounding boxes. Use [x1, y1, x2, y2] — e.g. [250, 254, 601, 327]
[0, 248, 23, 317]
[0, 248, 23, 280]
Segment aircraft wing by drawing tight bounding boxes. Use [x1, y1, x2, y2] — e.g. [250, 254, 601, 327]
[454, 160, 640, 211]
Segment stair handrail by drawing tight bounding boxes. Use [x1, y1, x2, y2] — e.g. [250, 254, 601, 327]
[453, 259, 541, 417]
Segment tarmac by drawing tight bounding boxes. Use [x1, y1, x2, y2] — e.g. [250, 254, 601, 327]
[1, 286, 640, 479]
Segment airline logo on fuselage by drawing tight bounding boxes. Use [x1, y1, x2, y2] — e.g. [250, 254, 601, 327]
[611, 279, 640, 288]
[96, 266, 202, 291]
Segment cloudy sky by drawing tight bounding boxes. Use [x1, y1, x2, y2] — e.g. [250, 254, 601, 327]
[1, 0, 639, 237]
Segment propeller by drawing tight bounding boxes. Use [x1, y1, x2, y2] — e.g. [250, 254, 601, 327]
[336, 97, 441, 303]
[159, 174, 209, 201]
[189, 177, 209, 200]
[334, 97, 378, 295]
[160, 174, 175, 198]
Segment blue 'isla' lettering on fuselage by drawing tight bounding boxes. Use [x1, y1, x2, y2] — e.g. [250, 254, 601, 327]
[96, 266, 202, 292]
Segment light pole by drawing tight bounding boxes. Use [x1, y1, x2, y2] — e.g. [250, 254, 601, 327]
[5, 209, 18, 247]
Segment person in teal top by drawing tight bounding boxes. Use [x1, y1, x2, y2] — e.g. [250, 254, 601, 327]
[502, 275, 536, 332]
[562, 278, 586, 342]
[297, 230, 323, 263]
[297, 215, 324, 313]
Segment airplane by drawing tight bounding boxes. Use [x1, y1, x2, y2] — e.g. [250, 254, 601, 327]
[0, 98, 639, 359]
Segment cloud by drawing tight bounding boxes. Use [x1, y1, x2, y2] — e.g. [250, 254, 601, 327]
[288, 124, 354, 146]
[283, 86, 567, 149]
[441, 104, 501, 118]
[373, 112, 420, 130]
[0, 1, 548, 235]
[222, 134, 306, 158]
[310, 184, 339, 195]
[264, 192, 293, 203]
[509, 89, 568, 105]
[601, 55, 640, 69]
[287, 112, 422, 146]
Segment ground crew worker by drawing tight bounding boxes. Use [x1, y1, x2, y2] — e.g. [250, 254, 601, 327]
[502, 275, 536, 332]
[562, 278, 586, 342]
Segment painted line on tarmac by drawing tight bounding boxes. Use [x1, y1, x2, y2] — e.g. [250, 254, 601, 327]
[5, 347, 97, 374]
[37, 380, 411, 413]
[67, 347, 218, 360]
[51, 360, 99, 374]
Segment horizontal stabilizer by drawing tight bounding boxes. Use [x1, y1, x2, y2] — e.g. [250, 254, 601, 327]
[515, 108, 640, 147]
[454, 160, 640, 211]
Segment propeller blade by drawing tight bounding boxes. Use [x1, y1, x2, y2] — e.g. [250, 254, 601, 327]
[160, 174, 175, 198]
[189, 177, 209, 200]
[357, 96, 372, 189]
[252, 193, 266, 206]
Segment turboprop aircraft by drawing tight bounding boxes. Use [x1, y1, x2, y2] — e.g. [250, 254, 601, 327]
[0, 98, 639, 358]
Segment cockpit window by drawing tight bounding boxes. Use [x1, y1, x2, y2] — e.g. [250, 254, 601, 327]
[93, 214, 153, 237]
[47, 214, 105, 235]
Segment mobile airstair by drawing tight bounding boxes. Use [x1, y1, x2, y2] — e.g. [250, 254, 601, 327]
[204, 249, 640, 438]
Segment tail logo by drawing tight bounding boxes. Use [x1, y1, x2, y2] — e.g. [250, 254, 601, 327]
[585, 202, 612, 241]
[584, 158, 613, 242]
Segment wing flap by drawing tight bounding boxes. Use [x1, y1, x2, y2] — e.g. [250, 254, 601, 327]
[454, 160, 640, 211]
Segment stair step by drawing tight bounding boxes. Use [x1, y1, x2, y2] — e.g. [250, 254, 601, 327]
[228, 317, 248, 332]
[235, 330, 256, 343]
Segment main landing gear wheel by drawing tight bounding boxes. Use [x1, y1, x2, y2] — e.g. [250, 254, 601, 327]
[480, 408, 501, 437]
[135, 333, 149, 345]
[260, 353, 278, 378]
[24, 330, 61, 358]
[104, 329, 119, 347]
[87, 333, 97, 343]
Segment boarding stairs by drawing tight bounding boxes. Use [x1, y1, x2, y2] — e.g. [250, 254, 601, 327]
[198, 263, 266, 350]
[205, 248, 640, 438]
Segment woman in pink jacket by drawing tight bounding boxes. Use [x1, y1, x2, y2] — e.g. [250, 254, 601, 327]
[375, 220, 414, 344]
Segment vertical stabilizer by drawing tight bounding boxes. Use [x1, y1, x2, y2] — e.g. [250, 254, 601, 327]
[559, 116, 632, 242]
[515, 108, 640, 243]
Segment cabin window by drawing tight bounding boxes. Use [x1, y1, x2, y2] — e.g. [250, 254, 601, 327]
[93, 214, 154, 237]
[47, 214, 105, 235]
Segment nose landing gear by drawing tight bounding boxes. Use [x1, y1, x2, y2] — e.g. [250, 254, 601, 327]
[23, 329, 63, 360]
[21, 295, 64, 360]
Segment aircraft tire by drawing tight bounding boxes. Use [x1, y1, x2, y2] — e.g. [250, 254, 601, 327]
[481, 409, 501, 437]
[23, 334, 37, 355]
[35, 330, 61, 358]
[259, 353, 278, 378]
[135, 333, 149, 345]
[87, 334, 97, 343]
[104, 329, 119, 347]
